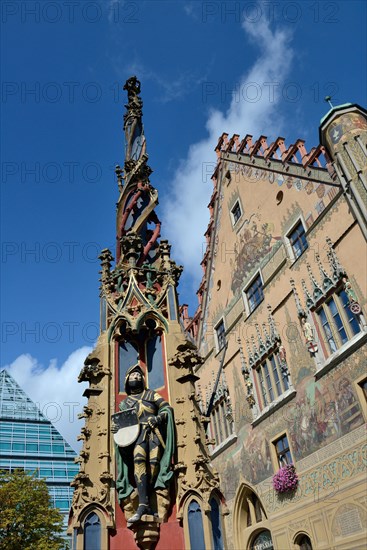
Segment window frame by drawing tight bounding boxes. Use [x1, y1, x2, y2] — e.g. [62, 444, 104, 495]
[314, 284, 362, 359]
[254, 352, 289, 411]
[284, 218, 308, 262]
[214, 319, 226, 352]
[243, 271, 264, 316]
[270, 431, 294, 471]
[272, 433, 293, 467]
[209, 396, 234, 449]
[230, 199, 242, 226]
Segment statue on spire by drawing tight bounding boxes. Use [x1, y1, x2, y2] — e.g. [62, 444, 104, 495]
[123, 76, 146, 168]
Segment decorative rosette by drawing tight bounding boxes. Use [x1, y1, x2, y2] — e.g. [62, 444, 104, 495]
[272, 464, 299, 494]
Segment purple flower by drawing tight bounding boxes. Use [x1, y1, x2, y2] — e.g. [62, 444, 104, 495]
[272, 464, 299, 493]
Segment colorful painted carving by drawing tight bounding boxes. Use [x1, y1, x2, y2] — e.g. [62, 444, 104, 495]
[342, 276, 361, 315]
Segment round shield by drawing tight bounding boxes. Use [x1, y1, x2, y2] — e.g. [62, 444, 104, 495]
[350, 302, 361, 315]
[114, 424, 140, 447]
[112, 408, 140, 447]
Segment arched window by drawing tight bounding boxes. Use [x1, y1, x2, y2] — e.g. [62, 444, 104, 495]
[188, 499, 205, 550]
[233, 485, 273, 550]
[295, 533, 313, 550]
[244, 491, 266, 527]
[251, 529, 273, 550]
[84, 512, 101, 550]
[210, 497, 224, 550]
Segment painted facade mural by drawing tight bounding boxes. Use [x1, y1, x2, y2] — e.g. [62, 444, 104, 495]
[229, 214, 277, 295]
[213, 346, 365, 500]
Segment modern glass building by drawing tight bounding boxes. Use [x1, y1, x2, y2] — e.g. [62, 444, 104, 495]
[0, 369, 79, 540]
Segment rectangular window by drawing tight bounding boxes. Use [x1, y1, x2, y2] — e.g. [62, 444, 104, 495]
[317, 307, 337, 353]
[257, 366, 268, 407]
[338, 289, 361, 336]
[327, 297, 348, 344]
[245, 274, 264, 313]
[274, 434, 292, 466]
[316, 289, 361, 356]
[255, 353, 290, 409]
[231, 201, 242, 225]
[215, 320, 226, 351]
[210, 399, 233, 448]
[288, 221, 308, 259]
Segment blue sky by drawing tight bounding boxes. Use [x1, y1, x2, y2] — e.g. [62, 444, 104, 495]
[1, 0, 366, 447]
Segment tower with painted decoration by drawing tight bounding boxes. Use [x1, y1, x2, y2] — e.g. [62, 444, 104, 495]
[68, 78, 226, 550]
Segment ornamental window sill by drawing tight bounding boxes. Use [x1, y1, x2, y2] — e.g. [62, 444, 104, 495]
[251, 388, 297, 427]
[209, 433, 237, 459]
[315, 330, 367, 380]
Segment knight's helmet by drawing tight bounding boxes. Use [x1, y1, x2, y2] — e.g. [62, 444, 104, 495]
[124, 364, 146, 394]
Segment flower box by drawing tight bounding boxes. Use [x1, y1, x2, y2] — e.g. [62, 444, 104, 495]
[272, 463, 298, 494]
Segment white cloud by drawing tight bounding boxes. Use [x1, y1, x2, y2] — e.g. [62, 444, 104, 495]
[161, 14, 294, 296]
[3, 347, 92, 451]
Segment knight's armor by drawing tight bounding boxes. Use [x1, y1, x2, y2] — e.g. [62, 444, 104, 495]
[117, 364, 172, 522]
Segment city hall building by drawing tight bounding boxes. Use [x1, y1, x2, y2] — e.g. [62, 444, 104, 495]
[68, 79, 367, 550]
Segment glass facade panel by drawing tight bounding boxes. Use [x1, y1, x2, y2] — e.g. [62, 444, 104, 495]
[0, 369, 77, 543]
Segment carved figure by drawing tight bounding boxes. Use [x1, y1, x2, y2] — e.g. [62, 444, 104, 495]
[301, 317, 314, 343]
[112, 364, 175, 523]
[278, 345, 287, 364]
[301, 317, 318, 355]
[342, 276, 361, 314]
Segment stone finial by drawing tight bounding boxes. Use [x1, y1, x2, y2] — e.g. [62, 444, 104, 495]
[306, 262, 324, 302]
[326, 236, 345, 281]
[315, 253, 333, 291]
[245, 339, 254, 367]
[267, 304, 280, 343]
[255, 323, 266, 354]
[290, 278, 306, 317]
[302, 279, 314, 309]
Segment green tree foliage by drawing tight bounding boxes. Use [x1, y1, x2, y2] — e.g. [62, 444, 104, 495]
[0, 469, 66, 550]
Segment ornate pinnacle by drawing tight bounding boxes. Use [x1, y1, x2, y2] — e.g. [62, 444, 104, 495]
[246, 339, 254, 367]
[237, 337, 248, 374]
[326, 236, 345, 281]
[290, 278, 306, 318]
[306, 262, 324, 301]
[120, 233, 143, 267]
[255, 323, 266, 354]
[267, 304, 280, 343]
[262, 322, 272, 349]
[123, 76, 143, 127]
[251, 335, 259, 362]
[302, 279, 314, 309]
[315, 253, 333, 291]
